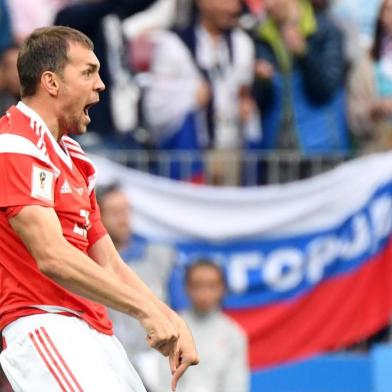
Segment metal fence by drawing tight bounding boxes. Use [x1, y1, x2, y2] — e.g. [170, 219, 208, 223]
[92, 148, 353, 186]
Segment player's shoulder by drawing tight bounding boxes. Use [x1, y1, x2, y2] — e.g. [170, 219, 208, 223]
[0, 108, 59, 176]
[0, 108, 13, 134]
[0, 117, 40, 157]
[0, 106, 41, 144]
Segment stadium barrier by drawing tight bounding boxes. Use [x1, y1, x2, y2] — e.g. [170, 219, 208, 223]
[91, 148, 351, 185]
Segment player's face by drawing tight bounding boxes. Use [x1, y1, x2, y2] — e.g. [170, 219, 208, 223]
[57, 42, 105, 135]
[100, 190, 131, 250]
[187, 265, 225, 314]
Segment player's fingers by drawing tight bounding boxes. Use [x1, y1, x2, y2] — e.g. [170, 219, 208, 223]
[147, 336, 177, 358]
[169, 348, 180, 374]
[157, 342, 173, 357]
[171, 362, 188, 392]
[146, 334, 161, 351]
[146, 330, 179, 352]
[146, 336, 168, 355]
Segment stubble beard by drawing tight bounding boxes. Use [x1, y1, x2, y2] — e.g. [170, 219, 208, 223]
[58, 112, 87, 136]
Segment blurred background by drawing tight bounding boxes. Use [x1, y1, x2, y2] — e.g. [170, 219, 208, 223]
[3, 0, 392, 391]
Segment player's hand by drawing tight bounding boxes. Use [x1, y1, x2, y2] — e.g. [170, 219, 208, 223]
[169, 317, 199, 391]
[139, 306, 179, 356]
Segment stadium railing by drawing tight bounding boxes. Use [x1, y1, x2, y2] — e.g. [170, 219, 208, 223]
[91, 149, 353, 185]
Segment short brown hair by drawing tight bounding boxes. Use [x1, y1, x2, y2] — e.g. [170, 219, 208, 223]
[17, 26, 94, 97]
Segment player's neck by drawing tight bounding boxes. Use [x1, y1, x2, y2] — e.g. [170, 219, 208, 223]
[22, 97, 62, 141]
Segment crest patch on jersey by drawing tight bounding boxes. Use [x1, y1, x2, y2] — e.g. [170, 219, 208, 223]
[31, 165, 54, 202]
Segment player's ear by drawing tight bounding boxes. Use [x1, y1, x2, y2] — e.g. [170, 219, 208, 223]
[41, 71, 60, 97]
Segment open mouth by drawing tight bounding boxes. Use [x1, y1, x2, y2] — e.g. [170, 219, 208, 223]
[83, 102, 95, 117]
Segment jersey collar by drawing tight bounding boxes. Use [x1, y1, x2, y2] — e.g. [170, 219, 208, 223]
[16, 101, 73, 169]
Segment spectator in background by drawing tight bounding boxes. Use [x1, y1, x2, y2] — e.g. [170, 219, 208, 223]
[175, 0, 196, 28]
[0, 45, 20, 115]
[155, 259, 249, 392]
[55, 0, 156, 148]
[96, 184, 175, 301]
[122, 0, 177, 39]
[253, 0, 349, 180]
[347, 0, 392, 153]
[329, 0, 382, 63]
[143, 0, 261, 185]
[0, 0, 12, 55]
[5, 0, 73, 44]
[97, 183, 176, 390]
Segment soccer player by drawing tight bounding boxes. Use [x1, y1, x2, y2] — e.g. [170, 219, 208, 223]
[0, 26, 198, 392]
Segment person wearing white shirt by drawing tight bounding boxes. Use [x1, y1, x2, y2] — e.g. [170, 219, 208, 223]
[154, 260, 249, 392]
[143, 0, 261, 185]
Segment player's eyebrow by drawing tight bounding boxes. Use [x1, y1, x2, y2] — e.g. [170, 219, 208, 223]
[85, 63, 99, 72]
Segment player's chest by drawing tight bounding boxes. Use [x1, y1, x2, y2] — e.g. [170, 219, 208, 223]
[44, 140, 93, 243]
[54, 163, 91, 226]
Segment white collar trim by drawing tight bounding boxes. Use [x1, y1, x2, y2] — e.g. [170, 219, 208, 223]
[16, 101, 72, 169]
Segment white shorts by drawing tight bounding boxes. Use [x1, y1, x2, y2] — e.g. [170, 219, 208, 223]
[0, 313, 147, 392]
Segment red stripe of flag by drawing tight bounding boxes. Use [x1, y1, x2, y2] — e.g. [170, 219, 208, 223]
[226, 238, 392, 369]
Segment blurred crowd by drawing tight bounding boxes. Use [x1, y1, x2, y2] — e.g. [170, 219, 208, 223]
[2, 0, 392, 185]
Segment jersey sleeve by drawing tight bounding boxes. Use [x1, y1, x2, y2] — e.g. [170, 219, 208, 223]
[87, 189, 107, 248]
[0, 152, 56, 218]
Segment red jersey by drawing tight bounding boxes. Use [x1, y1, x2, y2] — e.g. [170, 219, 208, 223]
[0, 102, 113, 335]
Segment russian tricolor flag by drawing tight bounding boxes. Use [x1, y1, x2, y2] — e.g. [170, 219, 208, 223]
[95, 151, 392, 370]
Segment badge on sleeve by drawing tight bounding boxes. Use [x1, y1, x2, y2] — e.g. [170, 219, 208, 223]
[31, 165, 54, 202]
